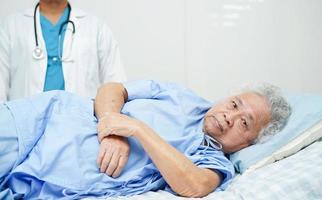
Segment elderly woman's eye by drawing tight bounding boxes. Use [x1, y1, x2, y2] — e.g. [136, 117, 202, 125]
[232, 101, 237, 109]
[242, 119, 248, 127]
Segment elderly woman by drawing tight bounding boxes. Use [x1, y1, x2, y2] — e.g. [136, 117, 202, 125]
[0, 80, 291, 199]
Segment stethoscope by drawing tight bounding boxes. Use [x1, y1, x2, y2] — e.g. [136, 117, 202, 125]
[32, 2, 75, 62]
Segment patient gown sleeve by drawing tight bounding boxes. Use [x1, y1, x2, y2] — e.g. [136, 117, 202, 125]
[191, 145, 235, 191]
[163, 145, 235, 194]
[122, 80, 186, 101]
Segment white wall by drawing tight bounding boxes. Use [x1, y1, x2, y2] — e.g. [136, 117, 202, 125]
[1, 0, 321, 100]
[185, 0, 322, 100]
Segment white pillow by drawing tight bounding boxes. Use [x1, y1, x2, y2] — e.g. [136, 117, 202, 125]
[244, 119, 322, 174]
[230, 93, 322, 173]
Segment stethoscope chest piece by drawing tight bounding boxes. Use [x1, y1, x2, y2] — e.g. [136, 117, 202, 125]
[33, 46, 44, 60]
[32, 2, 75, 61]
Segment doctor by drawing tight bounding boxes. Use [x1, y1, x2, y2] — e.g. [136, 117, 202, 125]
[0, 0, 126, 102]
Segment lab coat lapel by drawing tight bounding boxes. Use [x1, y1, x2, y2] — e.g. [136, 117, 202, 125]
[62, 6, 86, 59]
[61, 7, 86, 90]
[24, 5, 48, 91]
[36, 5, 48, 90]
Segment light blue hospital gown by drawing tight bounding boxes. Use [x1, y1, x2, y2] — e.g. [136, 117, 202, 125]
[0, 80, 234, 199]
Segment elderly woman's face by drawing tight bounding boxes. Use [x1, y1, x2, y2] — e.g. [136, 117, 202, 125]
[203, 92, 271, 153]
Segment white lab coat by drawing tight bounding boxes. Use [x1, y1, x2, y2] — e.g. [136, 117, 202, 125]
[0, 6, 126, 102]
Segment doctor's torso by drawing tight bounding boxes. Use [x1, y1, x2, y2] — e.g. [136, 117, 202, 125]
[0, 7, 124, 101]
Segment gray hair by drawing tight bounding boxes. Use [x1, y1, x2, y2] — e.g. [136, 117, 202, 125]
[241, 83, 292, 144]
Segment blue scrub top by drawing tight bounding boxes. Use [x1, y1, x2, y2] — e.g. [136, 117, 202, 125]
[40, 7, 69, 91]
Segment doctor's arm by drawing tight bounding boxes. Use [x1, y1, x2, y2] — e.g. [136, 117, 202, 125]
[98, 113, 222, 198]
[0, 24, 10, 102]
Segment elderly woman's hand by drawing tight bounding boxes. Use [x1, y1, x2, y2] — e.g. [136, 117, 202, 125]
[96, 113, 143, 177]
[96, 135, 130, 178]
[97, 112, 142, 141]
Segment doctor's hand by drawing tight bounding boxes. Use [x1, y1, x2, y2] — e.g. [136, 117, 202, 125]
[97, 135, 130, 178]
[97, 113, 142, 141]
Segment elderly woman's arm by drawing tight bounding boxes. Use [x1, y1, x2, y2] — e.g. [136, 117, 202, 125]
[94, 83, 130, 178]
[136, 122, 221, 197]
[98, 113, 222, 198]
[95, 82, 127, 119]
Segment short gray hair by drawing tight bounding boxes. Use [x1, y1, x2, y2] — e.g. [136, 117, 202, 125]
[241, 83, 292, 144]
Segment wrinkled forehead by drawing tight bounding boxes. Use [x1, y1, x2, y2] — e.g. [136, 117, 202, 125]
[237, 92, 270, 108]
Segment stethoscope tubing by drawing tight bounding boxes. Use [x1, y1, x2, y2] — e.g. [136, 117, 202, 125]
[33, 2, 75, 60]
